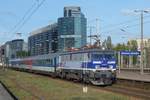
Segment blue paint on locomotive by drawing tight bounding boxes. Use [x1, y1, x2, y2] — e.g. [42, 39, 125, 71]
[81, 59, 116, 69]
[81, 52, 116, 70]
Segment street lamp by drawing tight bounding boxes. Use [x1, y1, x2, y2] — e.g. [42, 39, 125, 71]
[121, 32, 133, 68]
[120, 28, 134, 50]
[134, 9, 150, 74]
[119, 29, 137, 72]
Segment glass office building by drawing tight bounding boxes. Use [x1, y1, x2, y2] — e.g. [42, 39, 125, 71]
[0, 39, 27, 60]
[11, 39, 28, 58]
[58, 6, 87, 51]
[28, 23, 58, 56]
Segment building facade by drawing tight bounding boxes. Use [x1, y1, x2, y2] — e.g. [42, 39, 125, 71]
[0, 39, 27, 65]
[0, 45, 5, 66]
[129, 38, 150, 50]
[58, 6, 87, 51]
[11, 39, 28, 58]
[28, 23, 58, 56]
[144, 39, 150, 68]
[128, 38, 150, 68]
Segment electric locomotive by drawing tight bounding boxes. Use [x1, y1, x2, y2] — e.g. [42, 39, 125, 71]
[57, 49, 116, 85]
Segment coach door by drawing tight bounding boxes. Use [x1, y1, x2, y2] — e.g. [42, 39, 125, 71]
[54, 57, 57, 72]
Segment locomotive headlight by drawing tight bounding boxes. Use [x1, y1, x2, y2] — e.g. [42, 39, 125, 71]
[107, 61, 115, 64]
[111, 69, 116, 73]
[93, 61, 102, 64]
[95, 65, 101, 69]
[108, 65, 113, 69]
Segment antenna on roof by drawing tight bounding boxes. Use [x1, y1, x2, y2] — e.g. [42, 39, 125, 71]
[16, 33, 22, 38]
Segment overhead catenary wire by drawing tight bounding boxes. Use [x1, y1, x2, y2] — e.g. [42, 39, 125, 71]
[11, 0, 150, 37]
[9, 0, 46, 36]
[100, 19, 150, 36]
[102, 14, 150, 30]
[13, 0, 46, 34]
[7, 0, 150, 42]
[8, 0, 38, 34]
[87, 17, 149, 45]
[87, 14, 150, 41]
[88, 15, 150, 32]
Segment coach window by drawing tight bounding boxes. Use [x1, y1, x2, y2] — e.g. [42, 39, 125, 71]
[80, 55, 83, 61]
[65, 55, 69, 61]
[72, 54, 76, 61]
[61, 55, 64, 61]
[47, 59, 50, 64]
[72, 54, 79, 61]
[70, 54, 72, 60]
[50, 59, 53, 65]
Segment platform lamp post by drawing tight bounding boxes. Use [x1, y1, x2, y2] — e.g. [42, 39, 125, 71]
[134, 9, 150, 74]
[120, 29, 133, 68]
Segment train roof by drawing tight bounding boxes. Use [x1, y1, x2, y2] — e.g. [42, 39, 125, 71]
[60, 49, 115, 55]
[9, 53, 61, 61]
[9, 49, 115, 61]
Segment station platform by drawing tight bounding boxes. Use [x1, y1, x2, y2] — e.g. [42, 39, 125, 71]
[116, 70, 150, 82]
[0, 83, 14, 100]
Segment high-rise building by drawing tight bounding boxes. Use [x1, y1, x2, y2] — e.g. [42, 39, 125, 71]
[58, 6, 87, 51]
[11, 39, 28, 58]
[64, 6, 81, 17]
[28, 23, 58, 56]
[0, 45, 6, 65]
[0, 39, 27, 64]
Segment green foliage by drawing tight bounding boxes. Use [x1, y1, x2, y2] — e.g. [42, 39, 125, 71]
[106, 36, 112, 50]
[16, 51, 30, 58]
[102, 36, 113, 50]
[114, 40, 138, 65]
[127, 40, 138, 51]
[113, 43, 129, 51]
[114, 40, 138, 51]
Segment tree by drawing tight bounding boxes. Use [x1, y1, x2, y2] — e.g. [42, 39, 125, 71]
[106, 36, 112, 50]
[127, 40, 138, 51]
[102, 39, 107, 49]
[148, 39, 150, 47]
[113, 43, 129, 51]
[16, 51, 30, 58]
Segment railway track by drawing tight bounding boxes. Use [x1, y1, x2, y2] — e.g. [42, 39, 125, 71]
[102, 85, 150, 100]
[52, 77, 150, 100]
[6, 68, 150, 100]
[62, 78, 150, 100]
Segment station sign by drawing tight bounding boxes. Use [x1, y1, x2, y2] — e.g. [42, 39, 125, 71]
[120, 51, 140, 56]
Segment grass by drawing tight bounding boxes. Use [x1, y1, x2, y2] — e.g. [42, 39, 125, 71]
[0, 68, 140, 100]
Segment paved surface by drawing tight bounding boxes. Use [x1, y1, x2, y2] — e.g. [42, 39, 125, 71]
[117, 70, 150, 82]
[0, 83, 14, 100]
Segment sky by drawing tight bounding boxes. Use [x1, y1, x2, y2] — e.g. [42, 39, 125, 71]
[0, 0, 150, 45]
